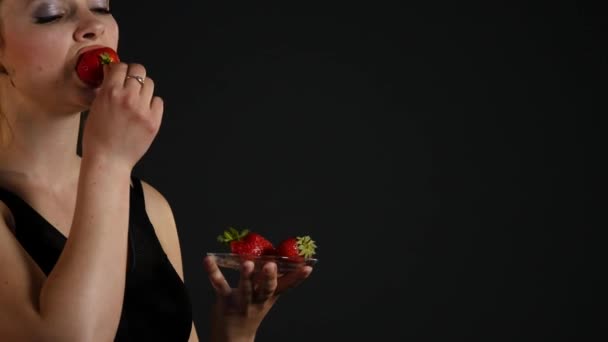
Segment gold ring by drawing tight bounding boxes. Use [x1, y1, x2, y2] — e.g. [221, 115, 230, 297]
[126, 75, 145, 86]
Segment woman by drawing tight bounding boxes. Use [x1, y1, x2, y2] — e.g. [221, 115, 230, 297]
[0, 0, 313, 341]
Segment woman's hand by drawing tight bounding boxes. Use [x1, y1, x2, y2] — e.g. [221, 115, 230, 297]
[203, 256, 313, 342]
[82, 62, 163, 170]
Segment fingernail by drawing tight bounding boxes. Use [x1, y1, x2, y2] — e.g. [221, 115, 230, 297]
[266, 262, 276, 273]
[242, 260, 254, 271]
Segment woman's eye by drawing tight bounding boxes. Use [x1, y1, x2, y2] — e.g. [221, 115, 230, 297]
[34, 8, 110, 24]
[92, 8, 112, 14]
[35, 15, 62, 24]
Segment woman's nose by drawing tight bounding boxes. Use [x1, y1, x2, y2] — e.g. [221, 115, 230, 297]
[73, 16, 105, 41]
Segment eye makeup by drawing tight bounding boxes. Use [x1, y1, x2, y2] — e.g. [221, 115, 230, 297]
[90, 0, 110, 12]
[32, 1, 66, 23]
[31, 0, 111, 24]
[91, 0, 110, 8]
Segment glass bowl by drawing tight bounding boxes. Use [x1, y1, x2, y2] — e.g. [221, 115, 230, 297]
[207, 252, 318, 274]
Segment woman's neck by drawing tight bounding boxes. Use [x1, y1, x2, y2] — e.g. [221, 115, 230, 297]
[0, 112, 82, 190]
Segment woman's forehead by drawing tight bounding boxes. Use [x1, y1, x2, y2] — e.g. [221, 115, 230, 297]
[2, 0, 44, 12]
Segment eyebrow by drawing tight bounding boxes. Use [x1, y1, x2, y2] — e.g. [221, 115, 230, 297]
[25, 0, 56, 9]
[26, 0, 56, 9]
[25, 0, 110, 10]
[24, 0, 41, 11]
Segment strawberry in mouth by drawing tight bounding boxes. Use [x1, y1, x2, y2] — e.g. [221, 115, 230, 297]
[75, 47, 120, 88]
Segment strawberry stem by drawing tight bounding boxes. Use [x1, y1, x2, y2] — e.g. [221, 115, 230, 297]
[217, 227, 249, 244]
[296, 236, 317, 258]
[99, 52, 114, 65]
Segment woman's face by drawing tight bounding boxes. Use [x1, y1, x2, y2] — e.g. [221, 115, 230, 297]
[0, 0, 119, 113]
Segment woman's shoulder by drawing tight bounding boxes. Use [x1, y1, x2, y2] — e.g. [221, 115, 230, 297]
[134, 178, 185, 280]
[135, 179, 175, 219]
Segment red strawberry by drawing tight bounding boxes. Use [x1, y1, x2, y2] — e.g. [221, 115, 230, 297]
[276, 235, 317, 262]
[76, 47, 120, 88]
[217, 227, 275, 257]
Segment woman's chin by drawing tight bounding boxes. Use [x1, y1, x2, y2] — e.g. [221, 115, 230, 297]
[74, 86, 100, 109]
[72, 73, 101, 103]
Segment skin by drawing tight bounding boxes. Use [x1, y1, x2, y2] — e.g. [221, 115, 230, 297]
[0, 0, 313, 341]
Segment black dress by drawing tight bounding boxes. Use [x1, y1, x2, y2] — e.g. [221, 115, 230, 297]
[0, 176, 193, 341]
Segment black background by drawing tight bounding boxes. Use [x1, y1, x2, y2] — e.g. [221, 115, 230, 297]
[112, 1, 603, 341]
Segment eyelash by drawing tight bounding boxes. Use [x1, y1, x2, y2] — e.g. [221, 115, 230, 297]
[35, 8, 112, 24]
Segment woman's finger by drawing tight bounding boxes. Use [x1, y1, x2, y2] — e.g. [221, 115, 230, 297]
[203, 256, 231, 296]
[253, 262, 278, 303]
[139, 77, 155, 106]
[124, 63, 147, 90]
[275, 266, 313, 294]
[102, 62, 128, 88]
[237, 260, 255, 308]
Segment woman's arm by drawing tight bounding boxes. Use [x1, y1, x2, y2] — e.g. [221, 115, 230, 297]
[40, 158, 132, 340]
[0, 158, 132, 341]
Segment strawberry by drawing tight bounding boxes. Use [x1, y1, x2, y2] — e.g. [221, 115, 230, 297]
[275, 236, 317, 262]
[217, 227, 275, 257]
[76, 47, 120, 88]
